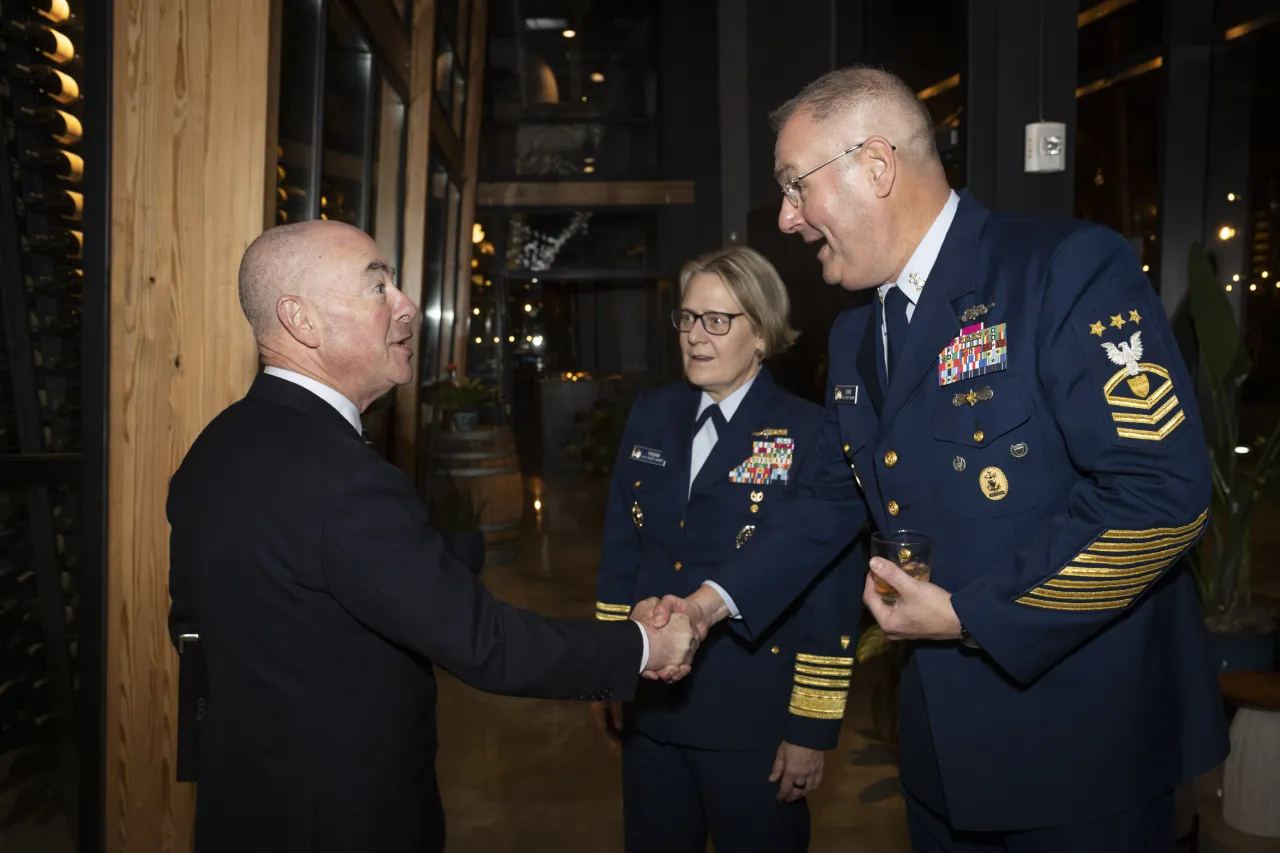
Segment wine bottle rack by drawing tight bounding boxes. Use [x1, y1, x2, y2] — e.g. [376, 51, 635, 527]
[0, 0, 90, 836]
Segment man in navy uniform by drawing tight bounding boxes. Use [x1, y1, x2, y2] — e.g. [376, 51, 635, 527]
[653, 66, 1228, 851]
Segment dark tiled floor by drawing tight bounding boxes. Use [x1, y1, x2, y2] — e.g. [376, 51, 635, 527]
[433, 476, 1280, 853]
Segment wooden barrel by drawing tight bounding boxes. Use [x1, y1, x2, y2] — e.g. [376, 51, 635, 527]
[430, 426, 522, 565]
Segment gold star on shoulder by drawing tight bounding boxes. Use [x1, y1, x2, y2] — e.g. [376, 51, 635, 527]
[1129, 309, 1142, 324]
[1110, 314, 1126, 329]
[1089, 321, 1105, 336]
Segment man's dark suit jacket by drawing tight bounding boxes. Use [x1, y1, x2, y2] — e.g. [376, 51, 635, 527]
[167, 373, 642, 853]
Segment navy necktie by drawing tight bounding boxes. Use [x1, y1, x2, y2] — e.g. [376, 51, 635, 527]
[884, 285, 911, 377]
[695, 403, 727, 435]
[361, 428, 373, 446]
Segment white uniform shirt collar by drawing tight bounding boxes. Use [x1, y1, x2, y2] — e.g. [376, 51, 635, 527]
[263, 366, 363, 435]
[877, 189, 961, 306]
[695, 367, 758, 424]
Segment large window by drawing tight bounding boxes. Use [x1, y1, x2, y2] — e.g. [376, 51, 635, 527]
[481, 0, 659, 179]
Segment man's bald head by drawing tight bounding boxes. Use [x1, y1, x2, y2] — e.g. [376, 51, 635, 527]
[238, 220, 365, 338]
[770, 66, 939, 167]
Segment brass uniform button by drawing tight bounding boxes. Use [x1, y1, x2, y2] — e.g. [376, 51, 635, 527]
[843, 443, 850, 453]
[634, 480, 642, 487]
[771, 645, 780, 655]
[887, 500, 900, 516]
[679, 520, 684, 528]
[674, 561, 682, 571]
[750, 504, 759, 513]
[884, 450, 898, 467]
[973, 429, 985, 443]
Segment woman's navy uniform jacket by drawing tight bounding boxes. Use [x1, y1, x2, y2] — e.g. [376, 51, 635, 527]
[595, 366, 864, 751]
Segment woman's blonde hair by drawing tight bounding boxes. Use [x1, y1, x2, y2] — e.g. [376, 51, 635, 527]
[678, 245, 799, 359]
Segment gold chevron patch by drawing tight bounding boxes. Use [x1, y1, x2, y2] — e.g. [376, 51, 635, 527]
[1015, 509, 1208, 612]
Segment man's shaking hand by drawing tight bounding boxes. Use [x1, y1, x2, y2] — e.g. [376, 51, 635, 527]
[633, 600, 698, 682]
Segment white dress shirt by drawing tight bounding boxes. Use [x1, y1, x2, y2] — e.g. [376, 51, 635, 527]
[877, 189, 961, 372]
[263, 366, 363, 434]
[691, 370, 759, 619]
[262, 367, 653, 671]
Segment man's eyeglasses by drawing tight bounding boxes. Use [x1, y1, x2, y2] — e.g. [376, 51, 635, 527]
[672, 309, 744, 336]
[781, 138, 895, 207]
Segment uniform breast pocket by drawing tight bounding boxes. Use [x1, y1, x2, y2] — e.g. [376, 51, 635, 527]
[629, 471, 675, 533]
[931, 374, 1052, 518]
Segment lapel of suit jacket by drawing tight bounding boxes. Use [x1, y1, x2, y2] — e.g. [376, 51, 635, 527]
[856, 300, 885, 417]
[878, 193, 989, 428]
[664, 384, 700, 513]
[690, 366, 778, 497]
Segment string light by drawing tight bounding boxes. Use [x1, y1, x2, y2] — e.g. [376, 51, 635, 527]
[1142, 264, 1150, 272]
[1249, 283, 1257, 292]
[1219, 226, 1236, 241]
[524, 304, 533, 312]
[562, 29, 576, 38]
[1226, 284, 1233, 292]
[590, 72, 605, 82]
[472, 307, 480, 315]
[1227, 193, 1236, 202]
[1233, 274, 1241, 282]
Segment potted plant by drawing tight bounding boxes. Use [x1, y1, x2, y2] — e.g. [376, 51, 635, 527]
[1186, 242, 1279, 671]
[428, 476, 487, 575]
[438, 377, 493, 433]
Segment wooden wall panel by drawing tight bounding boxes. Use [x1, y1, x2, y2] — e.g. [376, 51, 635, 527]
[393, 0, 438, 475]
[107, 1, 271, 850]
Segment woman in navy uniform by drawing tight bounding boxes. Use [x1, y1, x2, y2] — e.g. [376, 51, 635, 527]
[591, 246, 863, 853]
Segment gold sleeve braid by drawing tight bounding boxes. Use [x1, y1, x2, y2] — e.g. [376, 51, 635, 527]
[789, 653, 853, 720]
[1016, 509, 1208, 612]
[595, 602, 631, 621]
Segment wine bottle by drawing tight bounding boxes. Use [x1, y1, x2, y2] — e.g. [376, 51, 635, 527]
[15, 106, 83, 146]
[26, 269, 82, 293]
[18, 148, 84, 183]
[22, 189, 84, 222]
[22, 228, 83, 259]
[33, 0, 75, 26]
[4, 20, 77, 65]
[9, 63, 80, 105]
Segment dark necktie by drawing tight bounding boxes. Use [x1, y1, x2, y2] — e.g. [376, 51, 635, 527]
[361, 428, 373, 446]
[884, 284, 911, 377]
[695, 403, 727, 435]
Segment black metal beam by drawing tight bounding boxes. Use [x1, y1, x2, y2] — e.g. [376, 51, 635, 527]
[0, 453, 83, 487]
[345, 0, 411, 94]
[79, 0, 111, 847]
[966, 0, 1079, 215]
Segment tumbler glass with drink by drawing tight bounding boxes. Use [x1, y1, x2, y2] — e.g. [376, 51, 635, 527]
[870, 530, 934, 606]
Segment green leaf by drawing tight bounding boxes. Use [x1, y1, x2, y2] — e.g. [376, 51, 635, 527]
[1187, 242, 1251, 391]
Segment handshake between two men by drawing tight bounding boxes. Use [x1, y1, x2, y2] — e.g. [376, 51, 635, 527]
[631, 585, 739, 682]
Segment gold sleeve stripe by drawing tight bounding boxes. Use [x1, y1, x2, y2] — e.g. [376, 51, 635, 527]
[795, 653, 854, 667]
[1016, 595, 1137, 611]
[794, 663, 853, 678]
[793, 674, 852, 689]
[1059, 557, 1178, 579]
[1086, 527, 1202, 554]
[1116, 410, 1185, 441]
[595, 612, 628, 622]
[1073, 544, 1194, 566]
[789, 686, 849, 719]
[1111, 396, 1180, 425]
[789, 704, 845, 720]
[1100, 510, 1209, 540]
[595, 602, 632, 614]
[1022, 583, 1149, 601]
[1042, 569, 1163, 589]
[1016, 510, 1206, 612]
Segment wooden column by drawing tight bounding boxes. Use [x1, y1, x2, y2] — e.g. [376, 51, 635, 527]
[393, 0, 438, 475]
[448, 0, 489, 379]
[106, 1, 272, 850]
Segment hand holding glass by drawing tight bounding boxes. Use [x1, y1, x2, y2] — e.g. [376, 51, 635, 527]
[870, 530, 934, 606]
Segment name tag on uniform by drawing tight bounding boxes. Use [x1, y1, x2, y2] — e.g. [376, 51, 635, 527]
[630, 445, 667, 467]
[833, 385, 859, 404]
